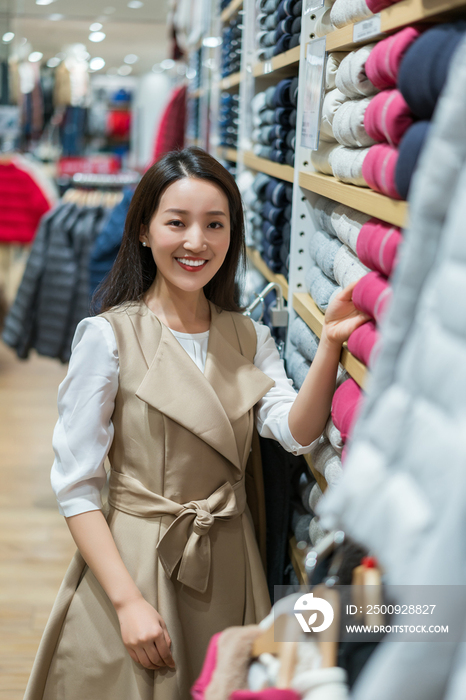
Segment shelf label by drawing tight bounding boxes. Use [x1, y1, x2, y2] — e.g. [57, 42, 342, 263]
[353, 14, 381, 42]
[301, 38, 326, 151]
[263, 60, 273, 74]
[305, 0, 325, 14]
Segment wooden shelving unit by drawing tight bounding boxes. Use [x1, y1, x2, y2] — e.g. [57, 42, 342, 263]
[244, 152, 295, 184]
[221, 0, 243, 23]
[216, 147, 238, 162]
[219, 71, 243, 90]
[299, 171, 408, 228]
[326, 0, 466, 51]
[289, 535, 308, 585]
[190, 88, 204, 99]
[246, 247, 289, 301]
[304, 454, 329, 494]
[252, 45, 300, 77]
[293, 292, 367, 387]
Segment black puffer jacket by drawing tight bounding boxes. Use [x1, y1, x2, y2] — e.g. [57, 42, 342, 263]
[2, 202, 106, 362]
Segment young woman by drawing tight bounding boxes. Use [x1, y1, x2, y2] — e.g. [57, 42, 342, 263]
[24, 148, 367, 700]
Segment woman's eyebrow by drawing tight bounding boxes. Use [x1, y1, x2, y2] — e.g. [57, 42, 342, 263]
[163, 208, 227, 216]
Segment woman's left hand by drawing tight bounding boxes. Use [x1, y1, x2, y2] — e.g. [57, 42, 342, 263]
[323, 281, 370, 347]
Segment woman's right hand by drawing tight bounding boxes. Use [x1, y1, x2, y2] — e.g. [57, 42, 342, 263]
[116, 596, 176, 671]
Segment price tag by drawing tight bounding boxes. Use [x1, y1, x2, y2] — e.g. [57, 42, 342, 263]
[304, 0, 325, 14]
[263, 60, 273, 74]
[301, 38, 326, 151]
[353, 14, 381, 42]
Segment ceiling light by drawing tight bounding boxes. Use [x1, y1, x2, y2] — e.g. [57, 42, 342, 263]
[89, 22, 102, 31]
[29, 51, 43, 62]
[36, 0, 55, 5]
[124, 54, 138, 64]
[47, 57, 60, 67]
[202, 36, 222, 48]
[89, 31, 106, 42]
[89, 57, 105, 71]
[160, 58, 175, 70]
[128, 0, 144, 7]
[2, 32, 14, 43]
[117, 65, 132, 75]
[49, 13, 64, 20]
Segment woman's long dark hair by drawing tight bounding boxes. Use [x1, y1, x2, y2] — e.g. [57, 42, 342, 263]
[93, 147, 246, 314]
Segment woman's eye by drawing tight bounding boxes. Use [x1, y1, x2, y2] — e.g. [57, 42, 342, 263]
[208, 222, 223, 229]
[168, 220, 183, 227]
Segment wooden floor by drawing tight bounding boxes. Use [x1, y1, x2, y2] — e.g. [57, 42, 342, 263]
[0, 341, 74, 699]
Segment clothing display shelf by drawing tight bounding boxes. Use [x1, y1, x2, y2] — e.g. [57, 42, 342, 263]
[221, 0, 243, 24]
[325, 0, 466, 51]
[185, 0, 466, 586]
[252, 45, 301, 78]
[247, 247, 289, 301]
[217, 146, 239, 161]
[219, 72, 243, 90]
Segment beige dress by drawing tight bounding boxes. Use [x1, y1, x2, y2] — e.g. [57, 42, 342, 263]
[24, 300, 275, 700]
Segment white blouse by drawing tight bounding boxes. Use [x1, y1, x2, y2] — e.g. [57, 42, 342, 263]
[51, 316, 317, 517]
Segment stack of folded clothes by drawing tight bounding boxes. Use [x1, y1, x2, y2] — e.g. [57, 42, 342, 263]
[221, 12, 243, 78]
[251, 78, 298, 166]
[219, 92, 240, 149]
[256, 0, 302, 62]
[315, 0, 415, 36]
[240, 171, 292, 278]
[311, 22, 466, 200]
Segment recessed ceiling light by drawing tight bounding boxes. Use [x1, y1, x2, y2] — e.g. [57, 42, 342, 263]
[128, 1, 144, 7]
[89, 31, 106, 42]
[117, 65, 132, 75]
[49, 14, 64, 20]
[202, 36, 222, 48]
[2, 32, 14, 43]
[124, 54, 138, 64]
[29, 51, 43, 62]
[89, 23, 102, 31]
[160, 58, 175, 70]
[89, 57, 105, 71]
[47, 57, 60, 67]
[36, 0, 55, 5]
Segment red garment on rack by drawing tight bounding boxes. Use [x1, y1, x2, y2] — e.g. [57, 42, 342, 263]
[0, 161, 52, 244]
[106, 110, 131, 138]
[152, 85, 187, 163]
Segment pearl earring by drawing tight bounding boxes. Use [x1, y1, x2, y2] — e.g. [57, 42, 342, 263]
[142, 241, 147, 247]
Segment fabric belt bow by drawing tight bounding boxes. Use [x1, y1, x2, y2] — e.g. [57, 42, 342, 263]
[108, 470, 246, 593]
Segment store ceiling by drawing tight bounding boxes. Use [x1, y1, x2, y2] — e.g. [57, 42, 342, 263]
[9, 0, 172, 75]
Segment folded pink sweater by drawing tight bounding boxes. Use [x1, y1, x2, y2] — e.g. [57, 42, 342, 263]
[365, 26, 424, 90]
[362, 143, 401, 199]
[364, 89, 414, 147]
[366, 0, 400, 12]
[356, 218, 402, 277]
[231, 690, 301, 700]
[353, 270, 392, 322]
[347, 320, 379, 367]
[191, 632, 221, 700]
[331, 377, 363, 443]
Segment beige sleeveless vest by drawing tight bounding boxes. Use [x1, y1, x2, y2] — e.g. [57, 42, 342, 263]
[25, 299, 276, 700]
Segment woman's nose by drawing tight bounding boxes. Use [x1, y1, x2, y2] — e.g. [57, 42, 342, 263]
[184, 225, 207, 252]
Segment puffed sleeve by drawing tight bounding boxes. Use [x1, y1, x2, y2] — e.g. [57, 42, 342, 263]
[50, 316, 119, 517]
[252, 319, 318, 456]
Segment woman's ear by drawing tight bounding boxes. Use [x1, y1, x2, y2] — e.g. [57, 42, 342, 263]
[139, 224, 147, 245]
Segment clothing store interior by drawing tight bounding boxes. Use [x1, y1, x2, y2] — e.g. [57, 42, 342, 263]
[1, 0, 466, 697]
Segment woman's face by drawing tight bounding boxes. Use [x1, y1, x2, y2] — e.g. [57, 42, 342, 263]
[140, 177, 231, 294]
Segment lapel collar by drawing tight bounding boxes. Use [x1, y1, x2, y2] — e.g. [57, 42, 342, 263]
[133, 302, 242, 471]
[204, 303, 275, 424]
[130, 301, 275, 472]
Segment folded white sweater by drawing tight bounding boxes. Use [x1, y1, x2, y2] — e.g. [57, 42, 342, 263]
[330, 0, 372, 29]
[320, 88, 348, 142]
[333, 97, 377, 147]
[329, 145, 370, 185]
[336, 43, 378, 98]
